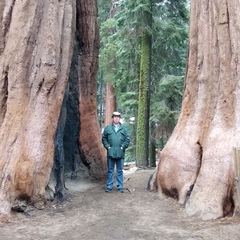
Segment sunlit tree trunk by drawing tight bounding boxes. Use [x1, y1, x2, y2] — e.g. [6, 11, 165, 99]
[153, 0, 240, 220]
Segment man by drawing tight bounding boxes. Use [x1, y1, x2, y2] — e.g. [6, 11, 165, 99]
[102, 111, 130, 193]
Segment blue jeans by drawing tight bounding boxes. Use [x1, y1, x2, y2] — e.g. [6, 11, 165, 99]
[106, 157, 124, 190]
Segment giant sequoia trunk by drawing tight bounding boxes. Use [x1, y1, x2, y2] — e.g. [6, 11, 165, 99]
[0, 0, 106, 216]
[0, 0, 76, 215]
[153, 0, 240, 220]
[77, 0, 107, 178]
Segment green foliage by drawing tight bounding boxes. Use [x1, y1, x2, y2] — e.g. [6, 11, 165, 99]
[151, 75, 184, 148]
[98, 0, 189, 159]
[151, 0, 189, 79]
[99, 0, 140, 87]
[152, 75, 183, 112]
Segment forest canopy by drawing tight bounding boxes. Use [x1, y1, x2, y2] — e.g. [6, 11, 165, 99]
[97, 0, 189, 163]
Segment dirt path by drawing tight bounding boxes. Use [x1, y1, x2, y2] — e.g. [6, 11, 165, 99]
[0, 169, 240, 240]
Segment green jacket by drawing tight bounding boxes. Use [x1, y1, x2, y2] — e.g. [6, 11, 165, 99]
[102, 123, 130, 159]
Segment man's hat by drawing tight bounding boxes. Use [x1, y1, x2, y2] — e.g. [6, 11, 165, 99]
[112, 111, 121, 118]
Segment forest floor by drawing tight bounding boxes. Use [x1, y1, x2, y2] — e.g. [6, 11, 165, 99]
[0, 168, 240, 240]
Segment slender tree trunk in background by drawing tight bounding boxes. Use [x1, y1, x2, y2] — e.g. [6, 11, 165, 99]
[98, 70, 104, 129]
[77, 0, 107, 178]
[149, 122, 156, 167]
[153, 0, 240, 220]
[147, 2, 153, 167]
[0, 0, 76, 214]
[103, 0, 118, 127]
[136, 0, 152, 167]
[136, 32, 151, 167]
[104, 82, 116, 127]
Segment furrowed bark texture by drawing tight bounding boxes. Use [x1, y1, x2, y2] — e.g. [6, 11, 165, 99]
[77, 0, 107, 178]
[0, 0, 76, 214]
[155, 0, 240, 220]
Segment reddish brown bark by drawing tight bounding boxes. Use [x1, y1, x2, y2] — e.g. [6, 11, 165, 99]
[153, 0, 240, 220]
[77, 0, 107, 178]
[0, 0, 76, 214]
[0, 0, 107, 217]
[104, 82, 116, 127]
[103, 0, 118, 127]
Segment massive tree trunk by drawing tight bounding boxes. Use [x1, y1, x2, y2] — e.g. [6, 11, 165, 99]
[77, 0, 107, 178]
[0, 0, 106, 216]
[153, 0, 240, 220]
[0, 0, 76, 214]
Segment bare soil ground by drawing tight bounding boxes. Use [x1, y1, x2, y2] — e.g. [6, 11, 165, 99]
[0, 169, 240, 240]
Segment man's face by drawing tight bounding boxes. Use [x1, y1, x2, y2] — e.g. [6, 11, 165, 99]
[113, 115, 121, 124]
